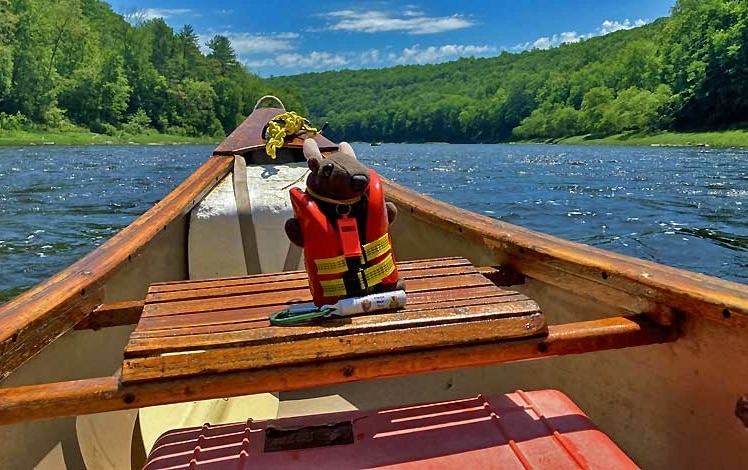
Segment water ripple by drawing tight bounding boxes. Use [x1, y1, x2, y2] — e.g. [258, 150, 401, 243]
[361, 143, 748, 283]
[3, 143, 748, 303]
[0, 145, 214, 302]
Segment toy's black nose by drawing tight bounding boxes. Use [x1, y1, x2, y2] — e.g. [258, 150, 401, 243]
[351, 174, 369, 192]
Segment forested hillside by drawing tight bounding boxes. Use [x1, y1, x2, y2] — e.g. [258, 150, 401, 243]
[1, 0, 746, 143]
[0, 0, 304, 137]
[270, 0, 748, 143]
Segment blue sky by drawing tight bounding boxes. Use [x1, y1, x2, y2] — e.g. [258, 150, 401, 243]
[106, 0, 676, 77]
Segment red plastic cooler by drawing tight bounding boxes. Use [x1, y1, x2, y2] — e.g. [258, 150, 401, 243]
[142, 389, 638, 469]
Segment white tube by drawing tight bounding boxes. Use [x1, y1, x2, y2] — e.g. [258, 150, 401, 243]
[333, 290, 407, 316]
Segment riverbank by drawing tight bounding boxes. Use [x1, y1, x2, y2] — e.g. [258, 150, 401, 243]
[556, 129, 748, 147]
[4, 128, 748, 147]
[0, 129, 218, 146]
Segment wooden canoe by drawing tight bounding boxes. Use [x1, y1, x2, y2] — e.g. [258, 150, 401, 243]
[0, 97, 746, 470]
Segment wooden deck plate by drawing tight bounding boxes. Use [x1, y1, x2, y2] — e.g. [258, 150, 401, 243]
[121, 257, 546, 384]
[213, 107, 338, 155]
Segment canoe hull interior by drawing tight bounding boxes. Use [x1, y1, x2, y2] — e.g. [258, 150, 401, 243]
[1, 108, 747, 470]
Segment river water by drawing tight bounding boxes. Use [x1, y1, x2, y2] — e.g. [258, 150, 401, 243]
[1, 143, 747, 303]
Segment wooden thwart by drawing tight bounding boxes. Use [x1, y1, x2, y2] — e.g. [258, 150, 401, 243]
[0, 315, 674, 426]
[75, 300, 145, 330]
[121, 257, 547, 384]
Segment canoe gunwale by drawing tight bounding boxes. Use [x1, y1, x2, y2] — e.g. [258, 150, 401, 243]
[0, 155, 234, 381]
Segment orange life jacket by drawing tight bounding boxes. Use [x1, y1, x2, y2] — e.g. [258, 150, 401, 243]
[289, 170, 399, 307]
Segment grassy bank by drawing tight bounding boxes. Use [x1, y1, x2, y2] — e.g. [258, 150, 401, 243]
[557, 129, 748, 147]
[5, 128, 748, 148]
[0, 129, 218, 146]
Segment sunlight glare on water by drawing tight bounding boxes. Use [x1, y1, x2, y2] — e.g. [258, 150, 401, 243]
[359, 143, 748, 283]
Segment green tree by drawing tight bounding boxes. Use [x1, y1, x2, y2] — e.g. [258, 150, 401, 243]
[613, 40, 662, 91]
[7, 0, 64, 123]
[142, 18, 180, 82]
[176, 25, 209, 81]
[206, 35, 239, 73]
[211, 75, 244, 134]
[60, 52, 131, 129]
[170, 78, 222, 136]
[0, 0, 17, 107]
[579, 86, 615, 134]
[514, 103, 580, 139]
[122, 25, 171, 130]
[599, 86, 672, 133]
[7, 0, 748, 142]
[661, 0, 748, 128]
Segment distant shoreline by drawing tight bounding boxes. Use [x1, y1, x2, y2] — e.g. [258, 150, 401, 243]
[2, 129, 748, 148]
[0, 130, 218, 146]
[543, 130, 748, 148]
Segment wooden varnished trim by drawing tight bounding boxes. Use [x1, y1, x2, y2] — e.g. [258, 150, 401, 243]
[75, 300, 145, 330]
[0, 155, 234, 380]
[0, 315, 674, 425]
[477, 266, 526, 287]
[384, 178, 748, 326]
[121, 257, 543, 383]
[121, 310, 546, 382]
[214, 107, 338, 156]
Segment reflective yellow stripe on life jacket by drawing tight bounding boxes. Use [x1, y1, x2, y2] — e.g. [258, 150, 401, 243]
[314, 232, 392, 275]
[319, 253, 396, 297]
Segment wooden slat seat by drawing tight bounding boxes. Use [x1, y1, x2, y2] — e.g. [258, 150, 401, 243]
[122, 257, 547, 384]
[0, 259, 674, 425]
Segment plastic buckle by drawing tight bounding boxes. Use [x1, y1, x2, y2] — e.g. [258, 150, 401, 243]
[337, 215, 362, 259]
[269, 304, 333, 326]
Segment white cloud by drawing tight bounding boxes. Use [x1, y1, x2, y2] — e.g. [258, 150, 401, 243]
[514, 18, 649, 51]
[245, 51, 348, 72]
[599, 19, 647, 35]
[198, 32, 299, 55]
[518, 31, 585, 51]
[125, 8, 191, 22]
[358, 49, 382, 65]
[559, 31, 583, 43]
[529, 37, 552, 50]
[326, 9, 473, 35]
[243, 43, 494, 76]
[217, 15, 650, 76]
[390, 44, 496, 65]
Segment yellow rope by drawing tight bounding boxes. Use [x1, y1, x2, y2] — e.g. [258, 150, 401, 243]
[265, 111, 319, 159]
